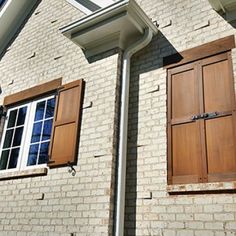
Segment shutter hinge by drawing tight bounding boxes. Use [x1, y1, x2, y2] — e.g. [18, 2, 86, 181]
[67, 162, 76, 176]
[47, 160, 55, 164]
[0, 106, 7, 119]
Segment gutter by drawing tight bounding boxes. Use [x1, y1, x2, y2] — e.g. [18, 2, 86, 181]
[61, 0, 130, 33]
[60, 1, 158, 234]
[116, 27, 154, 236]
[60, 0, 157, 38]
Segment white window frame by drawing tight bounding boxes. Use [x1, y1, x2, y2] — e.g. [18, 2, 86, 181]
[0, 95, 55, 173]
[66, 0, 118, 15]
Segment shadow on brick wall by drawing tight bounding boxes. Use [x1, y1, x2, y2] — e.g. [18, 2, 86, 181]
[124, 31, 178, 236]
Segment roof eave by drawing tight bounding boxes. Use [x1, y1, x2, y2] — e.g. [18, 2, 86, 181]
[0, 0, 39, 56]
[60, 0, 158, 58]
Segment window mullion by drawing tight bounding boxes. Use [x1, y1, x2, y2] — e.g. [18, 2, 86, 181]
[35, 100, 47, 165]
[19, 102, 34, 170]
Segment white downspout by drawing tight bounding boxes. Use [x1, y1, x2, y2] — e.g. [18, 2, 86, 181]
[115, 27, 153, 236]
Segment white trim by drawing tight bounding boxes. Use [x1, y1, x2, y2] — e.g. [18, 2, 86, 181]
[91, 0, 116, 8]
[66, 0, 93, 14]
[60, 0, 158, 57]
[66, 0, 117, 15]
[0, 103, 30, 173]
[0, 0, 11, 18]
[20, 101, 35, 169]
[0, 95, 55, 174]
[21, 95, 54, 170]
[0, 0, 38, 55]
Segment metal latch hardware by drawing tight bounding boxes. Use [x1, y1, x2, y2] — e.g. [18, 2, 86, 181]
[206, 112, 218, 119]
[191, 112, 218, 121]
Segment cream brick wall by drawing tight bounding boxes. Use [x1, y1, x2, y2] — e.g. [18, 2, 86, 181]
[0, 0, 121, 235]
[125, 0, 236, 236]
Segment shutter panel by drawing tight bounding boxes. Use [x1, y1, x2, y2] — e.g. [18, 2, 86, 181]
[168, 52, 236, 185]
[168, 63, 203, 184]
[48, 79, 84, 167]
[200, 53, 236, 182]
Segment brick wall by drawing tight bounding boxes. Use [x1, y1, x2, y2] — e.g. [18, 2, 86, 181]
[125, 0, 236, 236]
[0, 0, 121, 235]
[1, 0, 236, 235]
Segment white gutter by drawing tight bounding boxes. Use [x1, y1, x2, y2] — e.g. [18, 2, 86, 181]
[116, 27, 153, 236]
[60, 0, 157, 37]
[61, 0, 130, 33]
[60, 1, 157, 234]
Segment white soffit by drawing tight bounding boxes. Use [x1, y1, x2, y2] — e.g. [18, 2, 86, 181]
[60, 0, 158, 57]
[0, 0, 38, 55]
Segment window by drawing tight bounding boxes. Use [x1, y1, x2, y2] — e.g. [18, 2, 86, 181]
[0, 96, 55, 171]
[167, 36, 236, 185]
[0, 78, 84, 176]
[66, 0, 117, 15]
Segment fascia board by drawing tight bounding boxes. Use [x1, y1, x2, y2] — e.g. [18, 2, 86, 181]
[208, 0, 236, 21]
[208, 0, 236, 13]
[60, 0, 130, 34]
[208, 0, 224, 12]
[0, 0, 12, 18]
[61, 0, 157, 36]
[0, 0, 38, 55]
[60, 0, 158, 57]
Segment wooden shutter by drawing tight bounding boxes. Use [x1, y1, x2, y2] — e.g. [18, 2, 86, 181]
[201, 53, 236, 182]
[168, 63, 204, 184]
[48, 79, 84, 167]
[168, 52, 236, 185]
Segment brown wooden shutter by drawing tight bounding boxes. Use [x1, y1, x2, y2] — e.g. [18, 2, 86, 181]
[168, 63, 203, 184]
[168, 52, 236, 185]
[201, 53, 236, 182]
[48, 79, 84, 167]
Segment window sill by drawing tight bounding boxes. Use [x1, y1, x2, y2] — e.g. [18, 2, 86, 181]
[167, 181, 236, 195]
[0, 167, 48, 181]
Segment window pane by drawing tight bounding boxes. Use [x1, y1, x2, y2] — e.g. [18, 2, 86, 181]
[38, 142, 49, 164]
[17, 106, 27, 126]
[13, 127, 23, 147]
[0, 150, 9, 170]
[27, 144, 39, 166]
[31, 122, 42, 143]
[8, 148, 19, 169]
[45, 98, 55, 119]
[34, 101, 45, 121]
[42, 119, 53, 141]
[3, 129, 13, 148]
[7, 110, 17, 128]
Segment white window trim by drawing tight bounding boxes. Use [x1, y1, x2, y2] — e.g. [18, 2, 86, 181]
[0, 103, 30, 173]
[0, 95, 55, 173]
[66, 0, 117, 15]
[91, 0, 117, 8]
